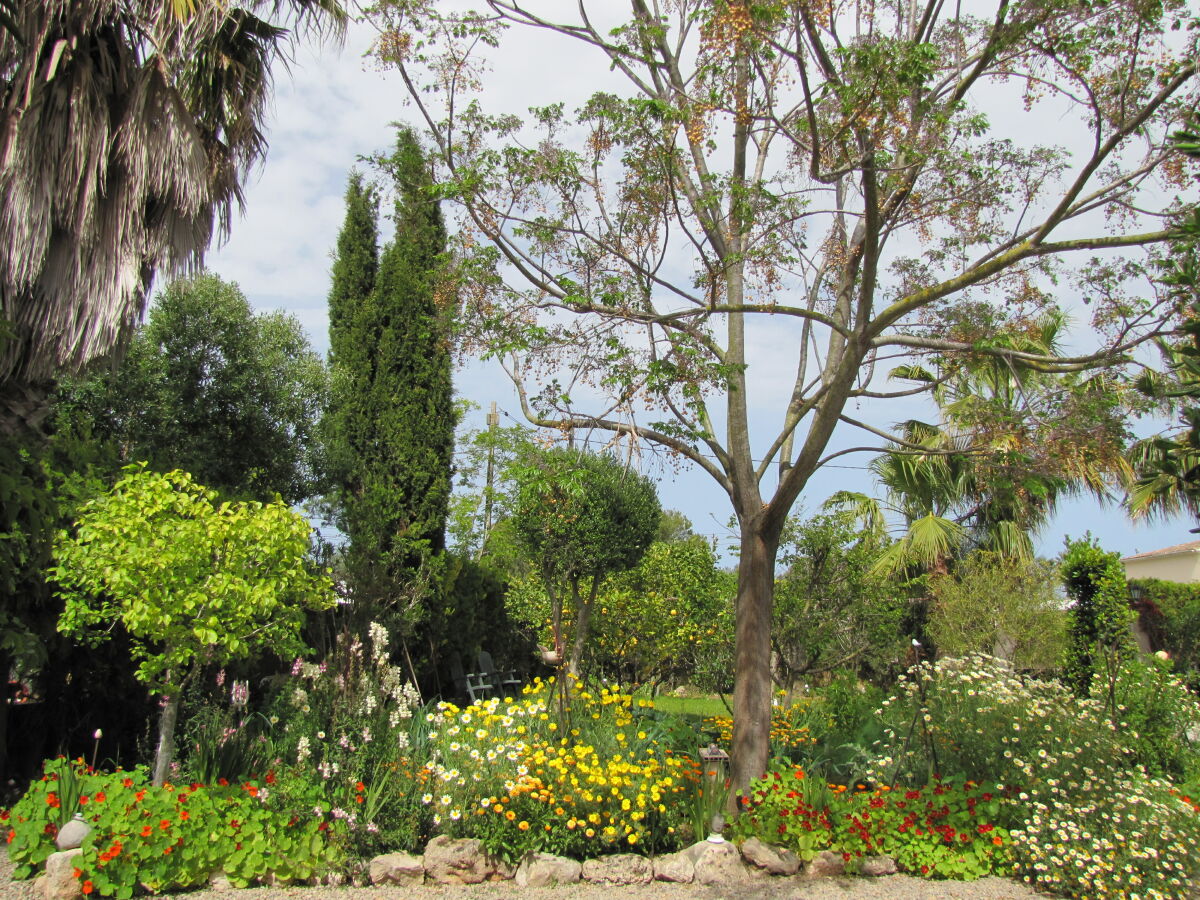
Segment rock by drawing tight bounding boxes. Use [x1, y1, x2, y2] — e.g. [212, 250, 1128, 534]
[370, 852, 425, 886]
[740, 837, 801, 876]
[38, 849, 83, 900]
[859, 855, 897, 877]
[654, 843, 704, 883]
[804, 849, 846, 877]
[514, 853, 582, 887]
[693, 840, 752, 886]
[207, 872, 234, 892]
[55, 816, 91, 851]
[581, 853, 653, 884]
[423, 835, 497, 884]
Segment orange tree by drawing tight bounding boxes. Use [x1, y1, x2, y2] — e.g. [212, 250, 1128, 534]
[369, 0, 1199, 795]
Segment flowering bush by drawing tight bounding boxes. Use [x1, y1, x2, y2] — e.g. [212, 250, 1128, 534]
[1008, 770, 1200, 899]
[868, 655, 1200, 898]
[4, 760, 342, 897]
[268, 621, 431, 856]
[1099, 654, 1200, 782]
[704, 700, 816, 755]
[422, 676, 695, 861]
[734, 766, 1013, 879]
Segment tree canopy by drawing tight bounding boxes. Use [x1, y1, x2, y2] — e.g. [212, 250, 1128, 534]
[52, 465, 335, 782]
[512, 448, 661, 677]
[371, 0, 1198, 793]
[55, 274, 328, 505]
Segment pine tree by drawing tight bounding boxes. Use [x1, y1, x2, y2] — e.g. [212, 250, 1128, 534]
[325, 132, 455, 626]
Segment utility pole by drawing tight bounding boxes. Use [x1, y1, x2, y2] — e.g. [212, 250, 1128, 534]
[483, 401, 499, 542]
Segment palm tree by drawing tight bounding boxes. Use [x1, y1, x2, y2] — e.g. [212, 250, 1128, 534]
[0, 0, 345, 435]
[832, 312, 1132, 576]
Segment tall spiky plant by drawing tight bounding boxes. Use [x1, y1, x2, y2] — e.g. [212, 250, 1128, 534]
[0, 0, 345, 435]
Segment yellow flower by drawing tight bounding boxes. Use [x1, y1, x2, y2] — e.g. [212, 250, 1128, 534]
[627, 833, 639, 845]
[505, 810, 516, 821]
[518, 821, 530, 831]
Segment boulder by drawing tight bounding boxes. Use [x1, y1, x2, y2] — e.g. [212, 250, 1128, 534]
[370, 852, 425, 886]
[692, 839, 752, 886]
[740, 837, 801, 876]
[514, 853, 582, 887]
[581, 853, 653, 884]
[423, 835, 495, 884]
[55, 816, 91, 852]
[859, 855, 898, 877]
[804, 849, 846, 877]
[37, 849, 84, 900]
[654, 843, 704, 883]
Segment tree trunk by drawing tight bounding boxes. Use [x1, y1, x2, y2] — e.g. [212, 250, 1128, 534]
[152, 692, 180, 786]
[730, 521, 781, 807]
[567, 577, 599, 680]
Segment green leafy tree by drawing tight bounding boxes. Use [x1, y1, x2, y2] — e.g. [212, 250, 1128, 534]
[512, 448, 661, 678]
[1060, 536, 1135, 707]
[51, 466, 336, 784]
[927, 551, 1067, 671]
[54, 274, 328, 504]
[372, 0, 1199, 792]
[0, 0, 345, 436]
[773, 508, 906, 687]
[323, 130, 455, 628]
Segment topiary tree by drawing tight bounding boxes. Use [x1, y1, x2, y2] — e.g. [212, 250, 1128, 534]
[51, 466, 336, 784]
[1061, 536, 1135, 708]
[512, 449, 661, 678]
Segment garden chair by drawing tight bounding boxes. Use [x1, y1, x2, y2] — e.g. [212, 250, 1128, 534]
[448, 652, 494, 703]
[477, 649, 521, 697]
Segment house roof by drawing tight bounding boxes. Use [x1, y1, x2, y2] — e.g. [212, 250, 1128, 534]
[1122, 540, 1200, 562]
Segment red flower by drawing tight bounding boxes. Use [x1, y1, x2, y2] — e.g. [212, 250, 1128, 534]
[920, 865, 929, 875]
[94, 792, 106, 803]
[992, 836, 1003, 846]
[134, 791, 145, 802]
[79, 796, 89, 805]
[141, 826, 153, 837]
[218, 778, 229, 787]
[163, 846, 173, 855]
[355, 782, 365, 792]
[977, 823, 994, 833]
[180, 810, 190, 821]
[121, 778, 133, 788]
[244, 784, 259, 798]
[0, 811, 8, 821]
[265, 772, 277, 785]
[905, 790, 920, 800]
[355, 796, 364, 804]
[842, 852, 851, 863]
[160, 819, 171, 830]
[43, 823, 57, 837]
[46, 793, 61, 808]
[6, 829, 15, 844]
[190, 783, 201, 791]
[73, 868, 82, 879]
[82, 881, 94, 895]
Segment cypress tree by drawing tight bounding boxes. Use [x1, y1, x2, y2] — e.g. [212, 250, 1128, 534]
[325, 132, 455, 627]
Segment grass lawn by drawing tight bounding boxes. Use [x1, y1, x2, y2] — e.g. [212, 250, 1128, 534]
[644, 693, 730, 719]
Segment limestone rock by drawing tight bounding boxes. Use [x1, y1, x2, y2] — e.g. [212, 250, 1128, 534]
[654, 843, 704, 883]
[423, 835, 495, 884]
[859, 855, 898, 877]
[370, 852, 425, 886]
[38, 849, 83, 900]
[207, 872, 234, 892]
[740, 837, 801, 876]
[693, 840, 752, 886]
[55, 816, 91, 852]
[581, 853, 653, 884]
[514, 853, 582, 887]
[804, 849, 846, 877]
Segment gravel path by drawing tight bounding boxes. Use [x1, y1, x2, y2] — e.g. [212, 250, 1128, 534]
[2, 849, 1045, 900]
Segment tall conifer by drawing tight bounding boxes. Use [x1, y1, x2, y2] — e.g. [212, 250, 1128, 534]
[325, 133, 454, 626]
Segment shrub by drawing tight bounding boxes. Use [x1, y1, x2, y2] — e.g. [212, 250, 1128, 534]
[1101, 654, 1200, 782]
[3, 759, 342, 897]
[422, 676, 694, 861]
[267, 621, 431, 857]
[733, 766, 1014, 879]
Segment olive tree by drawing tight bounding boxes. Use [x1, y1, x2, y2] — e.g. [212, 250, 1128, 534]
[52, 466, 335, 784]
[371, 0, 1199, 792]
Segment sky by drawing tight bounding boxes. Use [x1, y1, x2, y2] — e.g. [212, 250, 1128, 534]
[204, 12, 1196, 563]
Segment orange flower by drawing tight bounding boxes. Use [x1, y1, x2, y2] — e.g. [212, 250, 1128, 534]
[134, 791, 145, 802]
[180, 810, 190, 821]
[992, 836, 1003, 846]
[46, 793, 60, 808]
[159, 819, 171, 830]
[94, 792, 106, 803]
[121, 778, 133, 788]
[141, 826, 153, 837]
[244, 784, 259, 798]
[355, 782, 365, 792]
[82, 881, 94, 895]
